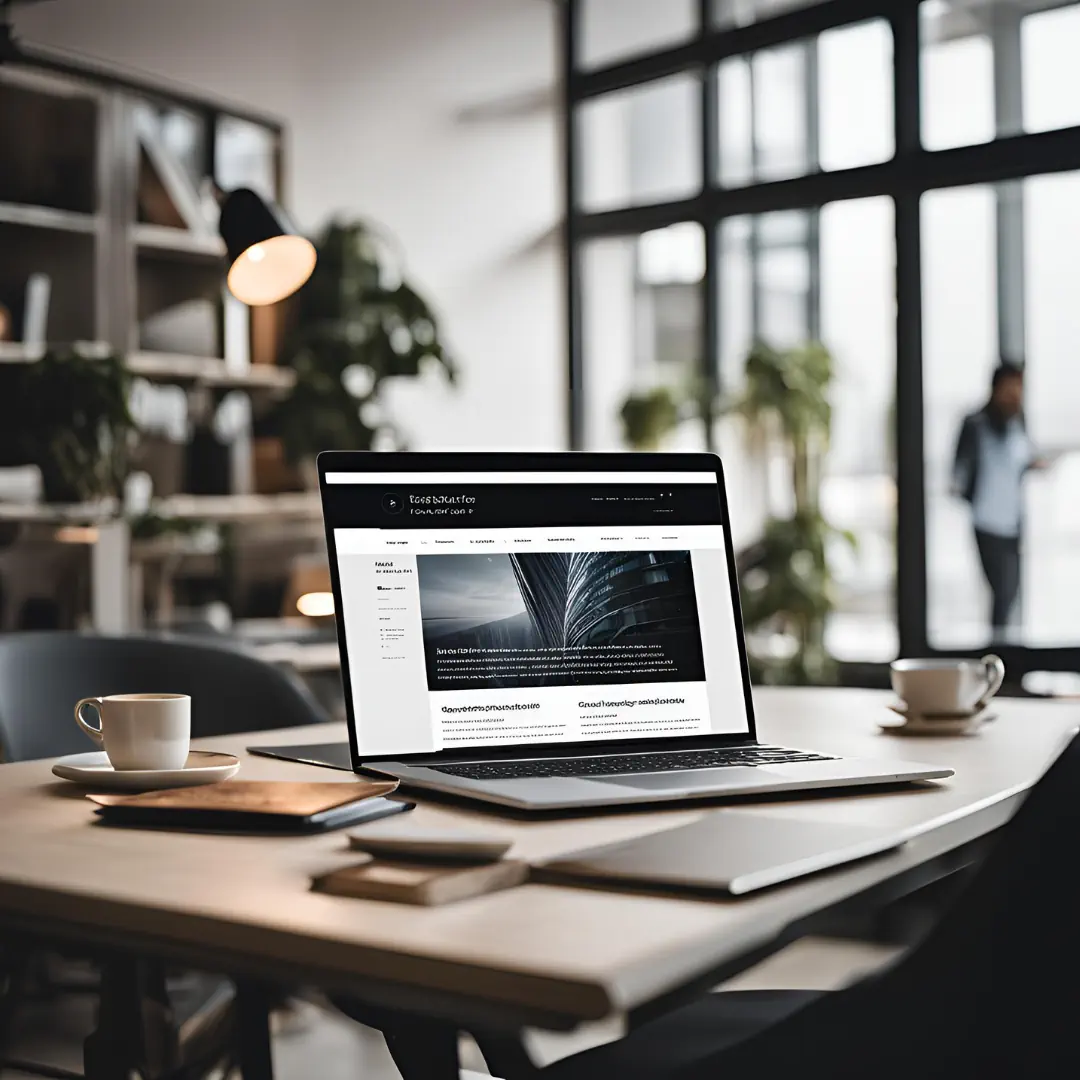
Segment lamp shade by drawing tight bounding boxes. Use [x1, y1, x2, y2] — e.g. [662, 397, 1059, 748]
[219, 188, 316, 306]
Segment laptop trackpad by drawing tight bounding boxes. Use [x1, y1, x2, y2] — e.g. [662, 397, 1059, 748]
[601, 766, 763, 792]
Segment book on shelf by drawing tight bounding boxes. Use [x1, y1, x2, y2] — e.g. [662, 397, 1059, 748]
[22, 274, 50, 348]
[0, 273, 51, 351]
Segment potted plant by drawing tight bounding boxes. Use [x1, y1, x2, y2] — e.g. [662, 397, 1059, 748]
[0, 346, 136, 503]
[619, 386, 682, 450]
[725, 341, 852, 685]
[263, 220, 455, 481]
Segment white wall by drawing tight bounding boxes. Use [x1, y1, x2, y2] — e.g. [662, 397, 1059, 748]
[16, 0, 565, 449]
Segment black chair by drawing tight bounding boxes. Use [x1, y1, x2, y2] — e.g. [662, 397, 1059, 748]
[0, 631, 328, 762]
[512, 729, 1080, 1080]
[0, 631, 328, 1079]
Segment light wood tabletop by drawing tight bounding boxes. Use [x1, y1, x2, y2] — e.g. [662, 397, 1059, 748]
[0, 688, 1076, 1031]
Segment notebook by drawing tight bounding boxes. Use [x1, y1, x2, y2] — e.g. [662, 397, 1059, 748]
[88, 780, 411, 833]
[535, 812, 907, 897]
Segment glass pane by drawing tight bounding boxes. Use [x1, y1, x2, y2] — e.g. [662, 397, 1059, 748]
[757, 209, 808, 246]
[1023, 171, 1080, 646]
[578, 74, 701, 212]
[1023, 3, 1080, 134]
[921, 4, 994, 150]
[716, 57, 754, 188]
[819, 197, 897, 662]
[716, 211, 810, 393]
[758, 244, 809, 347]
[582, 224, 705, 450]
[718, 217, 754, 394]
[215, 116, 278, 200]
[714, 0, 829, 28]
[714, 218, 761, 551]
[818, 20, 894, 171]
[753, 43, 809, 182]
[714, 21, 893, 187]
[922, 186, 999, 649]
[579, 0, 697, 70]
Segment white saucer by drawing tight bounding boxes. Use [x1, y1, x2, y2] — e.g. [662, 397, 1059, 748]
[879, 705, 996, 737]
[52, 750, 240, 791]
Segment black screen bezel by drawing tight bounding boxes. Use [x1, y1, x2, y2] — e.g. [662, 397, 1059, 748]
[317, 451, 758, 766]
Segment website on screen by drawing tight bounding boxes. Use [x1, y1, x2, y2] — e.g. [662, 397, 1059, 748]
[323, 472, 750, 757]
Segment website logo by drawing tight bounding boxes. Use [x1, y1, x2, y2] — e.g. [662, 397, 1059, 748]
[382, 492, 405, 515]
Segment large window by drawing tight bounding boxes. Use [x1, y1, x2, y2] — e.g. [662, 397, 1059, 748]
[566, 0, 1080, 674]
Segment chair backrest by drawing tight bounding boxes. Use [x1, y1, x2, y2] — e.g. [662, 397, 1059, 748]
[695, 730, 1080, 1079]
[0, 632, 329, 762]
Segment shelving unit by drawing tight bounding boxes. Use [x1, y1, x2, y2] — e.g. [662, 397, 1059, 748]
[0, 492, 320, 526]
[0, 491, 321, 631]
[0, 343, 293, 392]
[127, 351, 296, 393]
[0, 58, 296, 633]
[0, 340, 109, 363]
[132, 223, 225, 259]
[0, 201, 98, 233]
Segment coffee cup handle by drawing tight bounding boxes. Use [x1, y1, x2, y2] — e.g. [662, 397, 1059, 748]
[74, 697, 105, 747]
[974, 655, 1005, 712]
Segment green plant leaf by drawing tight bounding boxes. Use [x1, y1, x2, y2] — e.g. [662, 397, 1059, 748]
[268, 219, 455, 462]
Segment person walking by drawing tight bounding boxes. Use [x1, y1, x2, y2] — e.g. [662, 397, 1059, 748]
[953, 363, 1047, 639]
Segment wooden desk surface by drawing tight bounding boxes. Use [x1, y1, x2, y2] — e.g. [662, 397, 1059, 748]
[0, 689, 1076, 1030]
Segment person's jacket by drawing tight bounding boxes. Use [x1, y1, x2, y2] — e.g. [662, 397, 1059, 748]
[952, 408, 1029, 503]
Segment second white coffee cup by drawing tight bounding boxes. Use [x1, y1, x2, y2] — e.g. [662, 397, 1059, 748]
[890, 655, 1005, 716]
[74, 693, 191, 771]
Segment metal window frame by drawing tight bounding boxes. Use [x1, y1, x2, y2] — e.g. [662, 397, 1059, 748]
[562, 0, 1080, 675]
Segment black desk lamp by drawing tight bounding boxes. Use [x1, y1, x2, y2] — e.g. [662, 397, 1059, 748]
[218, 188, 316, 306]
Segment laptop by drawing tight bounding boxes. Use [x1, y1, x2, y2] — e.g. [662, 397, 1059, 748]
[259, 452, 952, 811]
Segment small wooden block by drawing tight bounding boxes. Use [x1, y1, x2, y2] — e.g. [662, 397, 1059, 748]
[314, 858, 529, 906]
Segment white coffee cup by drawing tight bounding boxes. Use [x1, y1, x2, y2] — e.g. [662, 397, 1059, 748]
[890, 655, 1005, 717]
[74, 693, 191, 771]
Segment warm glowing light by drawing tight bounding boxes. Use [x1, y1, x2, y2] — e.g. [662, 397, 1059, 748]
[227, 235, 316, 306]
[55, 526, 100, 545]
[296, 591, 335, 617]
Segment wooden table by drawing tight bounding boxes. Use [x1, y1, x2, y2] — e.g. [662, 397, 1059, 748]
[0, 688, 1077, 1077]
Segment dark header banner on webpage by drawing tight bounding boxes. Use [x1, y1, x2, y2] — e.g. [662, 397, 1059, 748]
[322, 482, 724, 530]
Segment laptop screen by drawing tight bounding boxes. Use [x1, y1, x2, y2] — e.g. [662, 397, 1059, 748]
[321, 461, 753, 759]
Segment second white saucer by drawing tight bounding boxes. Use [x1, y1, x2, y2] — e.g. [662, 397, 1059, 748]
[52, 750, 240, 791]
[880, 709, 996, 737]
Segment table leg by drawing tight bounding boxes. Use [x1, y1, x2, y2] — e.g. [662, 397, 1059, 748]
[0, 945, 27, 1056]
[234, 981, 275, 1080]
[329, 998, 463, 1080]
[471, 1033, 540, 1080]
[381, 1017, 460, 1080]
[83, 957, 176, 1080]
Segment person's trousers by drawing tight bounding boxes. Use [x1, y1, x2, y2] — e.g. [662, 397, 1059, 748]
[974, 529, 1021, 634]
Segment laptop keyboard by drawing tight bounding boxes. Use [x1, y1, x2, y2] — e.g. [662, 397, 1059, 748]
[428, 746, 837, 781]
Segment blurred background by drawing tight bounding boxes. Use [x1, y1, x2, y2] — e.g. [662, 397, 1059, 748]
[1, 0, 1079, 708]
